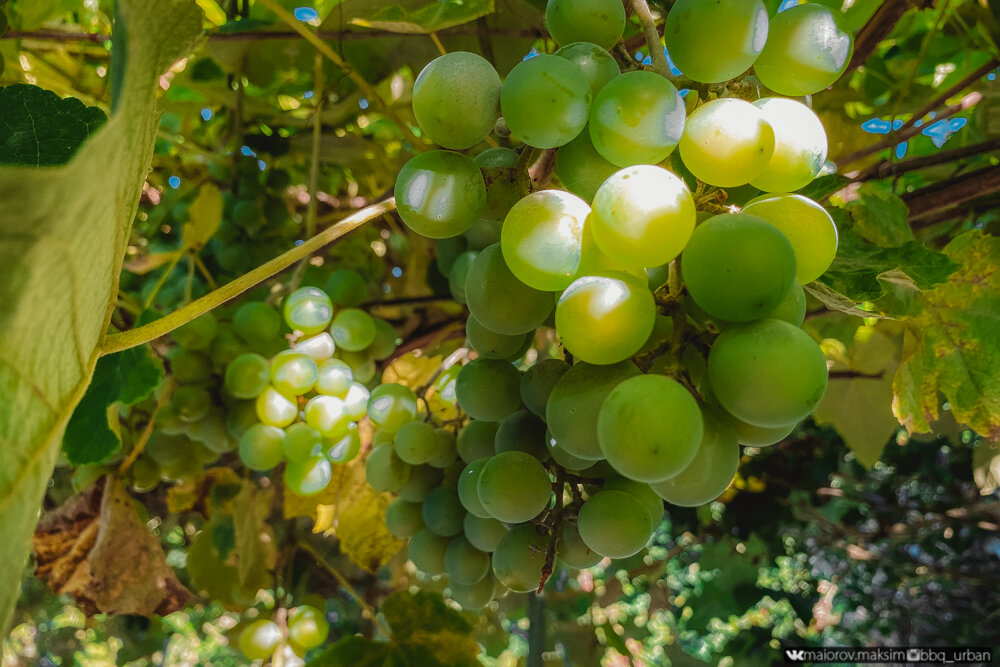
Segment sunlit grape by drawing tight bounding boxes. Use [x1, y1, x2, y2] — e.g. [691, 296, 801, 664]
[255, 385, 298, 428]
[304, 395, 351, 438]
[395, 151, 487, 238]
[239, 619, 281, 660]
[286, 455, 332, 496]
[753, 4, 853, 96]
[367, 383, 418, 432]
[325, 423, 361, 463]
[500, 190, 590, 291]
[239, 424, 286, 471]
[225, 353, 270, 399]
[270, 350, 318, 396]
[316, 358, 353, 397]
[741, 194, 838, 284]
[678, 98, 775, 187]
[751, 97, 828, 192]
[665, 0, 769, 83]
[294, 332, 336, 361]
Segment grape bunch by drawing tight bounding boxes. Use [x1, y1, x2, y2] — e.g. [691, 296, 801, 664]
[376, 0, 850, 603]
[237, 604, 329, 661]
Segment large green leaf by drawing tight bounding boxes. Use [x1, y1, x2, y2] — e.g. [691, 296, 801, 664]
[0, 84, 106, 167]
[0, 0, 203, 632]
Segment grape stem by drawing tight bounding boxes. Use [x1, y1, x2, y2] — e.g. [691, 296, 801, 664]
[101, 198, 398, 356]
[631, 0, 672, 79]
[537, 469, 567, 594]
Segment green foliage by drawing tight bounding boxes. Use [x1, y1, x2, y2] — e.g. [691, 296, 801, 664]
[0, 84, 106, 166]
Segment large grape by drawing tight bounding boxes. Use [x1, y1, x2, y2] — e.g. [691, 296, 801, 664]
[422, 486, 465, 537]
[555, 272, 655, 365]
[392, 421, 436, 465]
[239, 424, 286, 471]
[385, 497, 425, 538]
[466, 315, 530, 361]
[555, 42, 620, 96]
[283, 423, 322, 462]
[330, 308, 376, 351]
[457, 420, 499, 463]
[450, 571, 497, 609]
[741, 194, 838, 284]
[555, 128, 618, 202]
[495, 410, 547, 459]
[651, 420, 739, 506]
[284, 287, 333, 335]
[708, 318, 828, 427]
[365, 444, 411, 492]
[367, 383, 418, 432]
[399, 465, 443, 502]
[545, 0, 625, 50]
[750, 98, 828, 192]
[500, 190, 590, 291]
[465, 244, 554, 336]
[546, 360, 640, 460]
[428, 428, 458, 468]
[500, 55, 591, 149]
[408, 528, 451, 575]
[664, 0, 769, 83]
[767, 281, 806, 326]
[304, 395, 351, 438]
[474, 147, 521, 222]
[455, 358, 522, 422]
[602, 477, 663, 530]
[680, 213, 796, 323]
[577, 490, 652, 558]
[597, 375, 703, 483]
[520, 358, 570, 418]
[394, 151, 487, 239]
[590, 165, 696, 268]
[412, 52, 501, 149]
[256, 386, 298, 428]
[546, 432, 594, 471]
[557, 520, 602, 569]
[753, 4, 853, 96]
[491, 524, 548, 593]
[678, 98, 775, 187]
[225, 353, 270, 399]
[315, 358, 353, 397]
[285, 456, 333, 496]
[477, 451, 552, 523]
[270, 350, 318, 396]
[445, 535, 491, 585]
[325, 423, 361, 463]
[464, 514, 508, 552]
[589, 71, 686, 167]
[458, 458, 491, 518]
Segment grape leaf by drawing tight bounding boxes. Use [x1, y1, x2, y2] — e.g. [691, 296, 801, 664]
[63, 346, 164, 465]
[0, 84, 106, 167]
[845, 184, 914, 247]
[182, 183, 223, 249]
[892, 231, 1000, 439]
[0, 0, 202, 632]
[352, 0, 495, 34]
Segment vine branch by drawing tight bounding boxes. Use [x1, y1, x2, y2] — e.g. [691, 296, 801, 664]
[101, 198, 397, 356]
[632, 0, 671, 78]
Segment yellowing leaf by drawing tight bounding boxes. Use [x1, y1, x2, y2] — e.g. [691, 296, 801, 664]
[0, 0, 203, 631]
[182, 183, 223, 249]
[166, 467, 241, 515]
[383, 351, 444, 389]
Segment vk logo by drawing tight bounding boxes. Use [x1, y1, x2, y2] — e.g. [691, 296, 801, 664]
[785, 649, 806, 662]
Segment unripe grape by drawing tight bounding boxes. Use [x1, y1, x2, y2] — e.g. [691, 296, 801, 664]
[465, 243, 554, 336]
[394, 151, 486, 239]
[428, 428, 458, 468]
[445, 535, 491, 585]
[456, 358, 522, 422]
[741, 194, 838, 284]
[368, 318, 399, 361]
[399, 465, 444, 502]
[270, 350, 319, 396]
[234, 302, 280, 346]
[238, 619, 281, 660]
[501, 55, 592, 149]
[173, 385, 211, 423]
[678, 98, 775, 187]
[412, 52, 501, 150]
[652, 420, 739, 506]
[555, 273, 655, 365]
[732, 417, 797, 447]
[520, 358, 570, 418]
[385, 497, 425, 538]
[577, 490, 652, 558]
[330, 308, 376, 352]
[422, 486, 465, 537]
[449, 250, 478, 305]
[225, 353, 270, 399]
[173, 313, 218, 351]
[500, 190, 590, 291]
[555, 128, 618, 202]
[365, 444, 411, 492]
[466, 315, 530, 361]
[408, 528, 450, 574]
[169, 348, 212, 383]
[284, 287, 333, 335]
[545, 0, 626, 50]
[450, 571, 497, 609]
[457, 420, 499, 463]
[555, 42, 620, 95]
[557, 520, 602, 569]
[495, 410, 548, 460]
[394, 420, 437, 465]
[767, 281, 806, 326]
[458, 458, 491, 518]
[339, 349, 376, 384]
[324, 268, 368, 308]
[239, 424, 286, 471]
[491, 524, 548, 592]
[477, 451, 552, 523]
[546, 432, 595, 471]
[367, 383, 418, 432]
[288, 606, 329, 650]
[602, 477, 664, 530]
[283, 423, 323, 462]
[463, 513, 508, 552]
[286, 455, 333, 496]
[750, 98, 828, 193]
[665, 0, 769, 83]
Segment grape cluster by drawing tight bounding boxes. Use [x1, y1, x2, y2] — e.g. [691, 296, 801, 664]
[238, 604, 329, 661]
[378, 0, 849, 603]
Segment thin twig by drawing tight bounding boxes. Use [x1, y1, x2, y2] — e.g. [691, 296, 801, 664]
[537, 469, 566, 594]
[851, 138, 1000, 182]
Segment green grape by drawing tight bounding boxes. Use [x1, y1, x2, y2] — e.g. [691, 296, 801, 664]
[294, 332, 336, 362]
[344, 383, 370, 421]
[169, 348, 212, 383]
[437, 236, 467, 276]
[330, 308, 376, 352]
[555, 127, 619, 202]
[188, 411, 236, 453]
[131, 456, 162, 493]
[159, 454, 204, 483]
[732, 414, 796, 446]
[446, 535, 491, 585]
[456, 358, 522, 422]
[589, 71, 685, 167]
[326, 423, 362, 463]
[209, 326, 249, 368]
[590, 165, 696, 268]
[239, 423, 286, 471]
[286, 455, 333, 496]
[464, 513, 508, 552]
[367, 383, 418, 432]
[520, 359, 570, 418]
[226, 400, 259, 439]
[491, 524, 548, 593]
[555, 42, 620, 96]
[602, 477, 664, 530]
[339, 349, 376, 384]
[408, 528, 451, 575]
[365, 444, 411, 492]
[477, 451, 551, 523]
[495, 410, 548, 460]
[449, 250, 478, 304]
[373, 428, 395, 448]
[465, 219, 503, 253]
[500, 55, 592, 149]
[173, 385, 211, 423]
[316, 358, 353, 396]
[708, 318, 828, 427]
[458, 458, 491, 518]
[368, 318, 398, 361]
[741, 194, 838, 284]
[474, 147, 521, 222]
[680, 213, 796, 322]
[270, 350, 319, 396]
[288, 606, 329, 650]
[465, 244, 554, 336]
[555, 273, 655, 365]
[394, 420, 437, 465]
[422, 486, 466, 537]
[173, 313, 218, 351]
[545, 0, 625, 50]
[678, 98, 775, 187]
[597, 374, 703, 482]
[413, 52, 501, 149]
[324, 268, 368, 308]
[450, 571, 497, 609]
[399, 464, 444, 502]
[547, 360, 640, 460]
[284, 287, 334, 335]
[284, 423, 323, 462]
[428, 428, 458, 468]
[457, 420, 499, 463]
[753, 4, 853, 96]
[652, 420, 739, 506]
[394, 151, 487, 239]
[385, 497, 425, 538]
[767, 281, 806, 326]
[576, 218, 648, 282]
[466, 315, 530, 361]
[557, 520, 602, 569]
[234, 302, 280, 346]
[664, 0, 769, 83]
[750, 98, 828, 192]
[304, 395, 351, 438]
[546, 432, 594, 471]
[500, 189, 590, 291]
[239, 619, 281, 660]
[577, 490, 652, 558]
